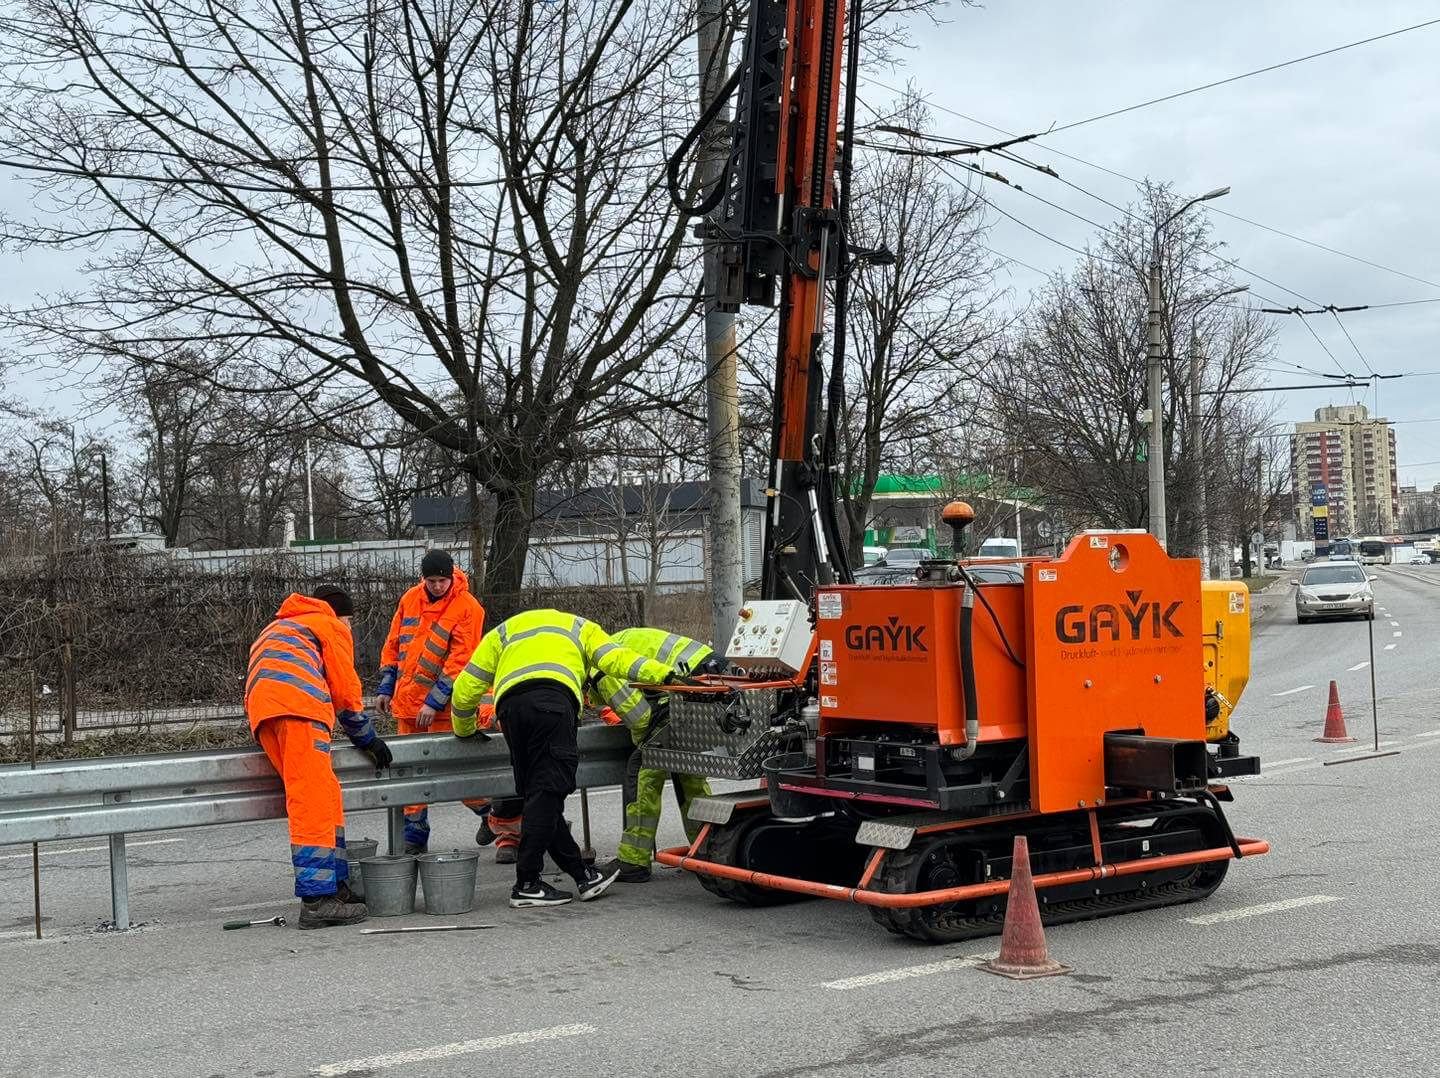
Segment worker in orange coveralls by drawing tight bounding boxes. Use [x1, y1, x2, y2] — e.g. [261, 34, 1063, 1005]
[245, 585, 392, 929]
[375, 549, 521, 858]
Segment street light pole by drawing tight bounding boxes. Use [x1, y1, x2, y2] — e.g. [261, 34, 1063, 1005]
[1147, 186, 1230, 548]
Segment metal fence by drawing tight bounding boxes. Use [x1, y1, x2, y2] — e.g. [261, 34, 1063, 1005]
[0, 552, 650, 744]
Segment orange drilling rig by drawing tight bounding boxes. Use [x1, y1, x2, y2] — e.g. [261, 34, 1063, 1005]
[650, 0, 1266, 942]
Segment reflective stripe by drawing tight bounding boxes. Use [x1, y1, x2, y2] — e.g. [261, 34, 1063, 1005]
[413, 673, 435, 688]
[401, 617, 420, 627]
[659, 633, 686, 661]
[379, 664, 398, 678]
[608, 687, 650, 724]
[417, 656, 442, 676]
[398, 633, 414, 645]
[251, 648, 324, 683]
[619, 832, 656, 852]
[495, 662, 581, 698]
[501, 623, 583, 647]
[423, 638, 447, 659]
[626, 656, 650, 682]
[311, 720, 329, 734]
[254, 629, 321, 662]
[430, 624, 452, 643]
[452, 704, 477, 720]
[592, 641, 620, 664]
[247, 669, 331, 704]
[627, 814, 661, 829]
[676, 640, 707, 668]
[464, 661, 495, 683]
[313, 739, 330, 754]
[274, 620, 321, 648]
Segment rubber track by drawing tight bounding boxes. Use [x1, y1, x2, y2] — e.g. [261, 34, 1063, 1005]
[693, 818, 808, 907]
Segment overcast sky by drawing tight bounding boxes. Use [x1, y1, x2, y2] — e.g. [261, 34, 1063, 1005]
[5, 2, 1440, 487]
[884, 0, 1440, 486]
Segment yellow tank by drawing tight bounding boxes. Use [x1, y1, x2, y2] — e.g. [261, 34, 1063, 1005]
[1201, 581, 1251, 741]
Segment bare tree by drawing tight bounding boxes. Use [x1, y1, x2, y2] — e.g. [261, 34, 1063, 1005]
[835, 95, 1000, 559]
[993, 183, 1276, 554]
[0, 0, 711, 592]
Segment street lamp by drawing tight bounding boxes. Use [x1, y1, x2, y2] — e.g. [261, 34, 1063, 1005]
[1189, 284, 1249, 577]
[1147, 185, 1230, 547]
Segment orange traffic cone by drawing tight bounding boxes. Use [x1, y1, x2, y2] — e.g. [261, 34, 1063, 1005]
[980, 835, 1072, 980]
[1314, 680, 1357, 743]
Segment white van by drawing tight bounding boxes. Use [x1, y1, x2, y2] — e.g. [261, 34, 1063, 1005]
[976, 537, 1020, 560]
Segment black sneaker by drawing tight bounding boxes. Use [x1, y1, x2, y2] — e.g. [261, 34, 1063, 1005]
[577, 863, 621, 902]
[475, 819, 497, 847]
[510, 879, 573, 908]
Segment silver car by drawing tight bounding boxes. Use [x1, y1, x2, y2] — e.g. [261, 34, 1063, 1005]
[1294, 562, 1375, 623]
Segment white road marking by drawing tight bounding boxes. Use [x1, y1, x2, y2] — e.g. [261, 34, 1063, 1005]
[1262, 757, 1313, 768]
[1390, 621, 1400, 627]
[310, 1024, 596, 1076]
[1185, 895, 1340, 925]
[820, 953, 995, 990]
[0, 838, 182, 863]
[1393, 631, 1403, 638]
[1416, 730, 1440, 738]
[1270, 685, 1313, 697]
[1385, 644, 1397, 651]
[1347, 662, 1370, 672]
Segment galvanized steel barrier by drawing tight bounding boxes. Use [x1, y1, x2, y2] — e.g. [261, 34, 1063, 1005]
[0, 724, 632, 929]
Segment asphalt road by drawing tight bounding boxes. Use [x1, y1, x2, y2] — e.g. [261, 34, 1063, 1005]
[4, 567, 1439, 1078]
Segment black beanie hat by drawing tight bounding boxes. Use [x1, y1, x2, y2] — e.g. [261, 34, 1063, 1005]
[312, 584, 354, 618]
[420, 549, 454, 579]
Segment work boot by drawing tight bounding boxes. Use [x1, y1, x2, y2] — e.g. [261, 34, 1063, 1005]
[603, 858, 651, 884]
[475, 818, 497, 847]
[298, 893, 368, 929]
[510, 879, 573, 908]
[403, 841, 427, 856]
[495, 845, 517, 865]
[576, 863, 621, 902]
[336, 880, 361, 903]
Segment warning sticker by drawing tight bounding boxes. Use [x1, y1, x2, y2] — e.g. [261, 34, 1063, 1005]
[1038, 568, 1058, 582]
[817, 593, 843, 620]
[1089, 535, 1109, 548]
[821, 695, 838, 709]
[819, 639, 833, 660]
[1229, 591, 1246, 614]
[820, 662, 838, 685]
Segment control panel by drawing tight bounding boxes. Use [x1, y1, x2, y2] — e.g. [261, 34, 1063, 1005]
[724, 600, 814, 674]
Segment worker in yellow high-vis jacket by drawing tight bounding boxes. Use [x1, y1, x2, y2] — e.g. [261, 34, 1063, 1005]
[450, 609, 675, 909]
[589, 627, 722, 883]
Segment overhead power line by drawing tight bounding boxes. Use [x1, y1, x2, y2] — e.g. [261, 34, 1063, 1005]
[1047, 17, 1440, 134]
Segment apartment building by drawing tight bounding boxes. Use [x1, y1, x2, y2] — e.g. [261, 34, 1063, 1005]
[1290, 404, 1399, 536]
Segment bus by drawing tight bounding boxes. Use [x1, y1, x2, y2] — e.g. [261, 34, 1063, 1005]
[1357, 539, 1387, 565]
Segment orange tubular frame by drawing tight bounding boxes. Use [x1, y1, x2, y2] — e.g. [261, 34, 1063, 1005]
[656, 833, 1271, 909]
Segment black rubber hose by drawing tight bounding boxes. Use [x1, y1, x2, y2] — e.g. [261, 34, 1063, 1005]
[955, 585, 979, 761]
[666, 64, 744, 216]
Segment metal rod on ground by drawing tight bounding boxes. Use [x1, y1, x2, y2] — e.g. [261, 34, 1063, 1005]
[360, 924, 497, 935]
[30, 671, 41, 940]
[579, 788, 596, 864]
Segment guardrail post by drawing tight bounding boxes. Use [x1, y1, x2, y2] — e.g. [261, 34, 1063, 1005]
[387, 806, 405, 855]
[108, 833, 130, 930]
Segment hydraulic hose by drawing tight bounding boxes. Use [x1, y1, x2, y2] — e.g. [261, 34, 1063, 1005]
[954, 584, 979, 761]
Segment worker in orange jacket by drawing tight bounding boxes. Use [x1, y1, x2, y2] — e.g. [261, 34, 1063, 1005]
[245, 585, 392, 930]
[375, 549, 520, 858]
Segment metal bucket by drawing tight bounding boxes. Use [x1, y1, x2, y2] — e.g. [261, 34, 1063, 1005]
[417, 850, 480, 915]
[342, 838, 379, 900]
[359, 855, 417, 916]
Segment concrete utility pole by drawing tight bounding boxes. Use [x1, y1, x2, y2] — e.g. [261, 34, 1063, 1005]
[1147, 186, 1230, 548]
[698, 0, 743, 648]
[1189, 285, 1248, 578]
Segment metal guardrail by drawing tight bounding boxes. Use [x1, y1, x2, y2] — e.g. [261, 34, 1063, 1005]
[0, 724, 633, 930]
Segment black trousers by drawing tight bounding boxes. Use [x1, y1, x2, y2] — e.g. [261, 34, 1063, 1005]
[497, 681, 587, 885]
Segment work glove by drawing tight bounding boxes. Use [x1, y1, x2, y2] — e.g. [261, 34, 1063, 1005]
[363, 737, 394, 770]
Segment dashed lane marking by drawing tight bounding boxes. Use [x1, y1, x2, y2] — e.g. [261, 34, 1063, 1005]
[1393, 631, 1403, 638]
[1270, 685, 1314, 697]
[310, 1024, 597, 1076]
[820, 953, 996, 990]
[0, 838, 183, 863]
[1385, 644, 1398, 650]
[1185, 895, 1340, 925]
[1347, 662, 1370, 672]
[1416, 730, 1440, 738]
